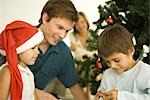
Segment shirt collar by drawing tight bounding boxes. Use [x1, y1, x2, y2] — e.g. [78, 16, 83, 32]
[45, 41, 64, 54]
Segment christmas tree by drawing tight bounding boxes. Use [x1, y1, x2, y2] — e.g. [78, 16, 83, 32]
[77, 0, 150, 95]
[93, 0, 150, 62]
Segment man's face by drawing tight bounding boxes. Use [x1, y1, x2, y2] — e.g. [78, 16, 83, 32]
[41, 16, 75, 45]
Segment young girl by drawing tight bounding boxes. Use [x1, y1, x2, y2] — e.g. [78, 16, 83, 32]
[96, 23, 150, 100]
[0, 20, 44, 100]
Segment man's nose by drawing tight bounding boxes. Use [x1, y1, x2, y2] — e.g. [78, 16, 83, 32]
[58, 30, 67, 39]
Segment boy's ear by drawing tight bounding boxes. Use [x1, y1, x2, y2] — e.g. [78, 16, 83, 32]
[42, 12, 49, 24]
[128, 47, 135, 56]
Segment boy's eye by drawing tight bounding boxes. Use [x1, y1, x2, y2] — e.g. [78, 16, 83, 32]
[105, 61, 110, 64]
[114, 60, 120, 62]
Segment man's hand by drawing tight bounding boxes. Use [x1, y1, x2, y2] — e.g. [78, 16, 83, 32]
[35, 88, 57, 100]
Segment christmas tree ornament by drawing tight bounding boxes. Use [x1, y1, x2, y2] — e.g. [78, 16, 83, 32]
[96, 58, 102, 72]
[106, 16, 113, 25]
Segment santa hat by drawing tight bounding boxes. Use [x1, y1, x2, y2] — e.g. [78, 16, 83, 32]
[0, 20, 44, 99]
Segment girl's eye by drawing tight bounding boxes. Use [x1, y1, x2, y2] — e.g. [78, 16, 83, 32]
[31, 47, 35, 49]
[31, 45, 38, 49]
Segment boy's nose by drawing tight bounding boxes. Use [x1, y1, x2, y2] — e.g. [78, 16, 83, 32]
[110, 62, 117, 68]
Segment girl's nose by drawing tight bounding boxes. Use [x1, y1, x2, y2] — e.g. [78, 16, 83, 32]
[35, 46, 40, 55]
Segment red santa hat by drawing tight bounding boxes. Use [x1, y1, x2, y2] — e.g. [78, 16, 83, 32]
[0, 20, 44, 99]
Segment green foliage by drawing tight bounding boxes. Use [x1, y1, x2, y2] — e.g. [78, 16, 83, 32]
[87, 29, 99, 51]
[76, 57, 101, 95]
[77, 0, 149, 95]
[94, 0, 150, 61]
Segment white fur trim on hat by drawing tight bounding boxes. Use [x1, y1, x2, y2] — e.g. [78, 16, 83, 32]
[0, 29, 44, 56]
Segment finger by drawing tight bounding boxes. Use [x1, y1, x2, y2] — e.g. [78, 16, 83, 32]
[96, 93, 101, 100]
[106, 95, 112, 100]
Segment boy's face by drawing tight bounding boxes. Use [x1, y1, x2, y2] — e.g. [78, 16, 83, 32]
[41, 14, 75, 46]
[103, 50, 135, 74]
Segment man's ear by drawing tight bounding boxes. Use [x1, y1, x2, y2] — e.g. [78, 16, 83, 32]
[42, 12, 49, 24]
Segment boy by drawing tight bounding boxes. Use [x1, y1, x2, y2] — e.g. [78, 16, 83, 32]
[96, 23, 150, 100]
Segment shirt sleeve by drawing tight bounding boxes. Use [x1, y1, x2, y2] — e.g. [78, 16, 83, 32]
[118, 90, 150, 100]
[118, 71, 150, 100]
[97, 70, 108, 91]
[57, 42, 78, 88]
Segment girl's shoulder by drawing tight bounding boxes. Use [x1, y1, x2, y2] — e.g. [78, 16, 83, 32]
[0, 65, 10, 76]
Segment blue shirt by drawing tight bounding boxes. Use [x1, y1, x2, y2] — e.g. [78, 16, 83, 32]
[29, 41, 78, 89]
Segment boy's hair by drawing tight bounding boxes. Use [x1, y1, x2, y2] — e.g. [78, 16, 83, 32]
[97, 23, 134, 58]
[38, 0, 78, 27]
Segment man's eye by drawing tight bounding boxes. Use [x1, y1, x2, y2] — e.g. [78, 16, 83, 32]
[66, 30, 69, 33]
[58, 26, 63, 29]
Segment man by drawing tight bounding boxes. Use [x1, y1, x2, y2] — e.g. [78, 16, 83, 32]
[29, 0, 87, 99]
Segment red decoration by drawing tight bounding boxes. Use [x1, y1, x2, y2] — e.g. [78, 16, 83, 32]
[106, 16, 113, 25]
[96, 58, 102, 72]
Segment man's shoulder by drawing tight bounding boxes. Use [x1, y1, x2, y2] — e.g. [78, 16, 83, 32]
[57, 41, 67, 47]
[56, 41, 71, 53]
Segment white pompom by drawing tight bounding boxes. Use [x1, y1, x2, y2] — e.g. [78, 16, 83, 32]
[143, 45, 150, 54]
[132, 36, 136, 45]
[143, 53, 147, 57]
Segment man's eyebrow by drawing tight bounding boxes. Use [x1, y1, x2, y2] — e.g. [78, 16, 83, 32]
[56, 24, 66, 29]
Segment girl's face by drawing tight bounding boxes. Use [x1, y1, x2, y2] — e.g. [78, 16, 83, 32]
[19, 45, 39, 66]
[103, 49, 136, 74]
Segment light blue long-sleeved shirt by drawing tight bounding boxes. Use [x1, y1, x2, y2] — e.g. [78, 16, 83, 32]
[98, 61, 150, 100]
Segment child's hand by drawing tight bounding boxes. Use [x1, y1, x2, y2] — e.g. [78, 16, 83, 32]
[96, 90, 106, 100]
[105, 89, 118, 100]
[96, 89, 118, 100]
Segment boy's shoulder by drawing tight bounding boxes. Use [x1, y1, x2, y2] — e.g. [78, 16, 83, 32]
[133, 61, 150, 80]
[138, 61, 150, 73]
[103, 68, 116, 76]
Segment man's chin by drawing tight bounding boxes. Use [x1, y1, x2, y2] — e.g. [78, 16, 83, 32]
[49, 41, 58, 46]
[51, 42, 58, 46]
